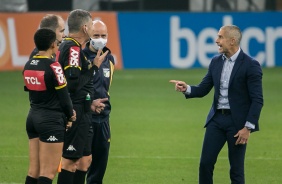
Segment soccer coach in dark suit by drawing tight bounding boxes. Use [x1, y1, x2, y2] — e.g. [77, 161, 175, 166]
[170, 25, 263, 184]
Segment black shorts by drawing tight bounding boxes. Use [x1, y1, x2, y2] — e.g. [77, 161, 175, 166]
[26, 108, 66, 143]
[62, 104, 93, 159]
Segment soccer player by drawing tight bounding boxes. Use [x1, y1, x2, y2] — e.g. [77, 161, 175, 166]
[83, 20, 115, 184]
[23, 28, 76, 184]
[56, 9, 108, 184]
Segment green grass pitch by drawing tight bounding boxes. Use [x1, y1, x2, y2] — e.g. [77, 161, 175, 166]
[0, 68, 281, 183]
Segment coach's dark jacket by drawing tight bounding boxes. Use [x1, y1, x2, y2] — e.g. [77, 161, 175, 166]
[185, 49, 263, 132]
[83, 43, 115, 123]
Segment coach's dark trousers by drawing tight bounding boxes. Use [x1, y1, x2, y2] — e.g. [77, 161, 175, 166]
[199, 111, 247, 184]
[87, 120, 111, 184]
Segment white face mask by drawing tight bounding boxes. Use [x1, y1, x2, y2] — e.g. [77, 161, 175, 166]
[90, 38, 107, 50]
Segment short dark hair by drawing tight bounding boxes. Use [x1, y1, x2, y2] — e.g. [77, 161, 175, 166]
[40, 14, 62, 31]
[67, 9, 92, 33]
[34, 28, 56, 51]
[221, 25, 242, 45]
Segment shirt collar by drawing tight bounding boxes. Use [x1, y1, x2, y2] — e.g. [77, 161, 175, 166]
[222, 47, 241, 62]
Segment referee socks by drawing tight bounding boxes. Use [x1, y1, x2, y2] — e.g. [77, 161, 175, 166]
[38, 176, 52, 184]
[57, 169, 74, 184]
[25, 175, 37, 184]
[73, 170, 87, 184]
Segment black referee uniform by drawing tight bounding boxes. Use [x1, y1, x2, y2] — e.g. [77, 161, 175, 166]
[23, 55, 73, 142]
[57, 37, 97, 159]
[83, 42, 114, 184]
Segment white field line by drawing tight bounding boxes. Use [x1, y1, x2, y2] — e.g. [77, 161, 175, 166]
[0, 155, 281, 160]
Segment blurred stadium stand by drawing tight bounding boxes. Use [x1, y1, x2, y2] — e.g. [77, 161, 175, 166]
[0, 0, 281, 12]
[0, 0, 28, 12]
[27, 0, 72, 11]
[99, 0, 189, 11]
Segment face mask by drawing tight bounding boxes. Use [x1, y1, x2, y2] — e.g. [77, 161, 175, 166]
[90, 37, 107, 50]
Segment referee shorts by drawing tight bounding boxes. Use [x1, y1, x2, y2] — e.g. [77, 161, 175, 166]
[26, 108, 66, 143]
[62, 104, 93, 160]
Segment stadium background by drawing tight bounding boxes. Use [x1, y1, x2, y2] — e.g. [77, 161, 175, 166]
[0, 0, 282, 183]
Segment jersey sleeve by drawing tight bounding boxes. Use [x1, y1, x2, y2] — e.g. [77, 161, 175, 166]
[50, 62, 73, 119]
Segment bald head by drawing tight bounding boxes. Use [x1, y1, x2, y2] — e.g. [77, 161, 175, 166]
[89, 20, 108, 51]
[93, 20, 106, 26]
[93, 20, 107, 33]
[92, 20, 108, 39]
[220, 25, 242, 46]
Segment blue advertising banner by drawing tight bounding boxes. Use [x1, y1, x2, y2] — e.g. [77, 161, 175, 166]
[118, 12, 282, 69]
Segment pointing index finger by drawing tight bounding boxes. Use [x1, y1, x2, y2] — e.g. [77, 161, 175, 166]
[169, 80, 179, 84]
[99, 98, 108, 103]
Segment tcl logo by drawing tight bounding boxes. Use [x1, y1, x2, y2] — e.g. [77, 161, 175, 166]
[25, 76, 41, 84]
[51, 62, 66, 86]
[23, 70, 46, 91]
[69, 46, 80, 66]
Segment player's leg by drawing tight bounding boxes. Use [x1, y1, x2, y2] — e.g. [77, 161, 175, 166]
[74, 112, 93, 184]
[75, 155, 92, 184]
[25, 110, 39, 184]
[38, 141, 63, 184]
[25, 138, 39, 184]
[37, 111, 66, 184]
[58, 105, 89, 184]
[57, 157, 79, 184]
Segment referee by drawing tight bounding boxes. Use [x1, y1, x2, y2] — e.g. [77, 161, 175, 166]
[23, 28, 76, 184]
[56, 9, 108, 184]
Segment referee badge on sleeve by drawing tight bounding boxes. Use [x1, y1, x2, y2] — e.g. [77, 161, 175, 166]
[103, 68, 110, 78]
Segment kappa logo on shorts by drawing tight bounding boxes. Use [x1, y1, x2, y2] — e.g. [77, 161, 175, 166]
[47, 136, 58, 142]
[66, 145, 76, 151]
[69, 46, 80, 67]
